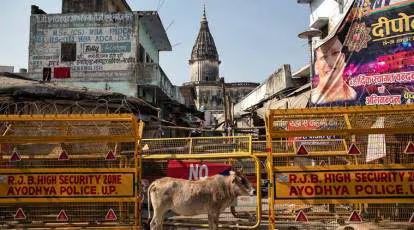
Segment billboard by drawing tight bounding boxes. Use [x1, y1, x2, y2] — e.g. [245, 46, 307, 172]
[311, 0, 414, 106]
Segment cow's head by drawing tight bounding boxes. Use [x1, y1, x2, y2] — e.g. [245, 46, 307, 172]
[230, 170, 255, 196]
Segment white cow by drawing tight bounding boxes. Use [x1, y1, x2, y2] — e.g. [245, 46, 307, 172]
[147, 170, 255, 230]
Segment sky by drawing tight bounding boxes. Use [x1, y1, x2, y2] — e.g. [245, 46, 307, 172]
[0, 0, 310, 85]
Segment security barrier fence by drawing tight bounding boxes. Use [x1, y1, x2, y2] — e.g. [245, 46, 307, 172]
[0, 114, 143, 229]
[3, 106, 413, 229]
[142, 136, 252, 155]
[142, 136, 262, 229]
[265, 104, 414, 230]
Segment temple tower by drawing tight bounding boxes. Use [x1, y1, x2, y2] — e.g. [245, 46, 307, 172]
[189, 6, 220, 82]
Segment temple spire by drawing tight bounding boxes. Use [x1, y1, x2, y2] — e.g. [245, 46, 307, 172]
[190, 4, 219, 62]
[202, 3, 207, 22]
[189, 3, 220, 82]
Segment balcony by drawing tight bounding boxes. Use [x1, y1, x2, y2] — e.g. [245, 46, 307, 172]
[136, 63, 184, 104]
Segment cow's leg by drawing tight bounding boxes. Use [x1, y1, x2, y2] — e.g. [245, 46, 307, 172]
[150, 214, 163, 230]
[150, 208, 166, 230]
[207, 213, 214, 230]
[208, 212, 220, 230]
[150, 193, 168, 230]
[149, 215, 157, 230]
[213, 213, 220, 230]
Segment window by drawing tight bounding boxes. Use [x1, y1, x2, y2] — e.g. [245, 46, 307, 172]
[61, 43, 76, 62]
[138, 44, 145, 63]
[146, 53, 150, 63]
[320, 24, 329, 39]
[42, 67, 51, 82]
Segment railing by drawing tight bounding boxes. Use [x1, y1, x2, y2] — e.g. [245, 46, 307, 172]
[142, 136, 252, 156]
[137, 63, 184, 103]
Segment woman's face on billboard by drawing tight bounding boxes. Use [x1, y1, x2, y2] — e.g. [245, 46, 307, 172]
[315, 37, 345, 84]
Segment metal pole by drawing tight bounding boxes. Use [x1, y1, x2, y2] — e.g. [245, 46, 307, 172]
[308, 37, 314, 83]
[298, 28, 321, 84]
[221, 77, 228, 136]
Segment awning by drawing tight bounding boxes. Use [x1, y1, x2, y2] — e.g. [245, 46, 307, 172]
[257, 85, 311, 119]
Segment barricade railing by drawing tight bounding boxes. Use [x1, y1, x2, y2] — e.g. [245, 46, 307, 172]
[142, 136, 252, 155]
[141, 135, 262, 229]
[265, 104, 414, 230]
[0, 114, 143, 229]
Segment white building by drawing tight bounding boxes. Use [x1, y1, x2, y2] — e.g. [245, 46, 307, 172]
[298, 0, 354, 42]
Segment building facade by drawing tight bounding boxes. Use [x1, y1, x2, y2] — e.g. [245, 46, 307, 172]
[28, 0, 183, 105]
[61, 0, 131, 13]
[298, 0, 354, 41]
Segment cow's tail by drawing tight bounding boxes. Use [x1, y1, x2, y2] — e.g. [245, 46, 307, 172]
[147, 182, 155, 223]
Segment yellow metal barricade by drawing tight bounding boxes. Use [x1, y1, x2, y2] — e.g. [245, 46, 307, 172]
[266, 105, 414, 230]
[142, 136, 262, 229]
[0, 114, 143, 229]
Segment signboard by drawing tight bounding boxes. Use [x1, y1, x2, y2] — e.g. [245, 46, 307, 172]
[28, 13, 136, 79]
[167, 160, 231, 180]
[311, 0, 414, 106]
[286, 119, 345, 160]
[287, 119, 341, 146]
[0, 169, 135, 202]
[275, 164, 414, 204]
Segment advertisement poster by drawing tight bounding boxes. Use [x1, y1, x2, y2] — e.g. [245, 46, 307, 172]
[311, 0, 414, 106]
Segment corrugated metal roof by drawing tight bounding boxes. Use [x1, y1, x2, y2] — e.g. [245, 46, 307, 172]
[257, 84, 311, 119]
